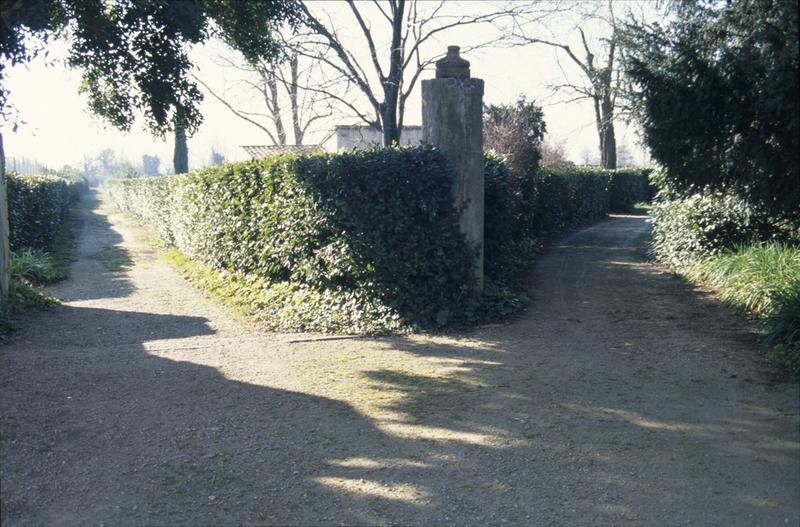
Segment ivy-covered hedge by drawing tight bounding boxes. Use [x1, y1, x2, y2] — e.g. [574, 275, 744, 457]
[107, 147, 476, 332]
[484, 160, 634, 287]
[608, 168, 653, 212]
[6, 173, 85, 251]
[108, 149, 654, 332]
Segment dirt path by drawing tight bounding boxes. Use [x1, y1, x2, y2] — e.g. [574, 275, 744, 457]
[1, 192, 798, 526]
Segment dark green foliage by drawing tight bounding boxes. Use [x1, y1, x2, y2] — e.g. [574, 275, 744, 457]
[1, 0, 302, 134]
[0, 248, 62, 336]
[9, 248, 65, 284]
[6, 173, 85, 251]
[768, 288, 800, 377]
[484, 158, 627, 288]
[108, 147, 475, 331]
[534, 167, 611, 235]
[608, 168, 653, 212]
[649, 181, 786, 269]
[483, 154, 539, 288]
[622, 0, 799, 222]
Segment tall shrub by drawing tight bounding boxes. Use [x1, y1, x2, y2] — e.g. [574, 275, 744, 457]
[622, 0, 799, 223]
[484, 97, 546, 180]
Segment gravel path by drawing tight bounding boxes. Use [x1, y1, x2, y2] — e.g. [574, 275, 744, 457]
[1, 192, 798, 526]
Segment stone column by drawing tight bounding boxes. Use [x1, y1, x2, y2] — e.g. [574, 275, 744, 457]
[421, 46, 485, 293]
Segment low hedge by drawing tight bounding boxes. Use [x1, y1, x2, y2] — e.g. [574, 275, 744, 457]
[107, 147, 476, 332]
[6, 173, 85, 251]
[650, 182, 784, 268]
[608, 168, 653, 212]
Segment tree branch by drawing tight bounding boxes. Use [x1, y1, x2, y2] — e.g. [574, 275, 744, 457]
[193, 75, 278, 144]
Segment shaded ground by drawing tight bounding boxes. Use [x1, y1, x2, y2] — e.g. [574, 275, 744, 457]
[1, 192, 798, 526]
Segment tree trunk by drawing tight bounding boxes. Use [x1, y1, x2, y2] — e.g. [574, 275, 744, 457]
[173, 123, 189, 174]
[599, 96, 617, 169]
[266, 74, 287, 145]
[381, 0, 405, 146]
[381, 103, 399, 145]
[0, 132, 9, 303]
[288, 52, 303, 145]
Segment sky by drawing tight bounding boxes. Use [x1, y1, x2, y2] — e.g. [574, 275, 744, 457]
[1, 1, 656, 173]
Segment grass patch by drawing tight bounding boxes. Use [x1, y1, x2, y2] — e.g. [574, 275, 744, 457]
[631, 202, 653, 215]
[0, 262, 60, 337]
[162, 249, 403, 334]
[95, 245, 133, 272]
[688, 243, 799, 318]
[688, 242, 800, 377]
[1, 198, 85, 337]
[9, 249, 66, 284]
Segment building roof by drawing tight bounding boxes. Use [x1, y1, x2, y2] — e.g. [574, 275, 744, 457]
[241, 144, 322, 159]
[334, 124, 422, 130]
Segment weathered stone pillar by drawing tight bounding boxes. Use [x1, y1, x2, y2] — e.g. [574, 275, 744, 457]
[422, 46, 485, 293]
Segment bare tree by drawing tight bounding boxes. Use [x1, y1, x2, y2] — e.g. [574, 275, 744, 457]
[296, 1, 554, 146]
[512, 1, 627, 169]
[195, 33, 338, 146]
[540, 138, 571, 167]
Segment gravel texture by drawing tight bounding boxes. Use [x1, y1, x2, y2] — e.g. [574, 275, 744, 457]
[1, 192, 798, 526]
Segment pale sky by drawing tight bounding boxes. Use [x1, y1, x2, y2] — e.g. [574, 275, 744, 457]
[1, 1, 655, 172]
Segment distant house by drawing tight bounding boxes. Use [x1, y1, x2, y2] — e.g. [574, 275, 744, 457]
[324, 125, 423, 151]
[241, 144, 322, 159]
[241, 125, 424, 158]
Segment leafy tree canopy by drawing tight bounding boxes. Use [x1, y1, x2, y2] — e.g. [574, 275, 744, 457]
[0, 0, 301, 135]
[621, 0, 799, 220]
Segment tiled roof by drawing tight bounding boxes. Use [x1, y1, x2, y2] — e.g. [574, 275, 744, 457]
[241, 144, 322, 159]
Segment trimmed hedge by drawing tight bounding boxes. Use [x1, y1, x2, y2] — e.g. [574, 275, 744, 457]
[107, 147, 476, 332]
[108, 148, 654, 332]
[6, 173, 85, 251]
[608, 168, 653, 212]
[484, 160, 652, 287]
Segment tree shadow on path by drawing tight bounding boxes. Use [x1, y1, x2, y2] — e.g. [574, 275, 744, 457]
[1, 210, 798, 526]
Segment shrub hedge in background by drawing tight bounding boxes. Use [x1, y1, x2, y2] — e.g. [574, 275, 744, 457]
[109, 147, 654, 333]
[484, 160, 651, 287]
[108, 147, 476, 332]
[6, 173, 85, 251]
[648, 167, 794, 269]
[649, 172, 799, 376]
[608, 168, 654, 212]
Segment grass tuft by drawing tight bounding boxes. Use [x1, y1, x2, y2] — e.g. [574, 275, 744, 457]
[688, 243, 799, 318]
[688, 242, 800, 376]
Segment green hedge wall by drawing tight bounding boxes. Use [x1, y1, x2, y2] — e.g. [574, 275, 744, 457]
[484, 161, 651, 287]
[6, 173, 85, 251]
[608, 168, 653, 212]
[107, 147, 476, 331]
